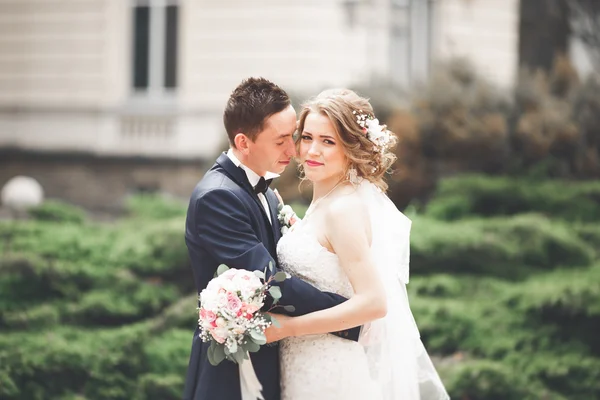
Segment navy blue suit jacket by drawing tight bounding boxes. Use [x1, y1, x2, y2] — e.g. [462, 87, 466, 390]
[182, 153, 361, 400]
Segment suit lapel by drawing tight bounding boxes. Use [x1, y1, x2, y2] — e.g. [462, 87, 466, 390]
[266, 190, 282, 243]
[215, 153, 274, 234]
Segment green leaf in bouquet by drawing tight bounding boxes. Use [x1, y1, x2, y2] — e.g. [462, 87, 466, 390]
[208, 342, 226, 366]
[216, 264, 230, 277]
[268, 286, 282, 300]
[250, 330, 267, 345]
[283, 305, 296, 313]
[244, 340, 261, 353]
[268, 261, 275, 275]
[277, 203, 283, 212]
[232, 349, 246, 364]
[273, 271, 287, 282]
[254, 270, 265, 281]
[228, 341, 238, 355]
[270, 315, 281, 328]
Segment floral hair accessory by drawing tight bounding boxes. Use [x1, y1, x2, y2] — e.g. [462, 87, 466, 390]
[353, 110, 392, 152]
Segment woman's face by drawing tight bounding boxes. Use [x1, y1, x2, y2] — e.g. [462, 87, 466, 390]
[298, 111, 347, 184]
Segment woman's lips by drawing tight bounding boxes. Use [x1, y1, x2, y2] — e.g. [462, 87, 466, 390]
[305, 160, 323, 167]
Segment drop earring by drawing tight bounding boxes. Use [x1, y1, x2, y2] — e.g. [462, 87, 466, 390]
[347, 167, 360, 185]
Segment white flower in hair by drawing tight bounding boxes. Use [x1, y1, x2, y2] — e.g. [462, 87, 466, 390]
[353, 112, 392, 152]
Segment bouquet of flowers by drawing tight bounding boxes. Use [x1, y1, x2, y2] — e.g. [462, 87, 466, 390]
[198, 263, 294, 366]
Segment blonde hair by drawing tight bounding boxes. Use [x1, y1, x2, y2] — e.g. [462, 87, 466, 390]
[296, 89, 397, 192]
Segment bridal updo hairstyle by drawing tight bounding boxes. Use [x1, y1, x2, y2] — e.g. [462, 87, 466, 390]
[296, 89, 397, 192]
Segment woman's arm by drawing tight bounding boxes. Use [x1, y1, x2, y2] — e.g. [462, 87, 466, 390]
[266, 195, 387, 342]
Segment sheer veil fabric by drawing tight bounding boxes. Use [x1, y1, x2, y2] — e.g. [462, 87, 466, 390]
[356, 179, 450, 400]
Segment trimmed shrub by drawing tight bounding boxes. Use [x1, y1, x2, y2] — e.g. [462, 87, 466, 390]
[424, 174, 600, 222]
[28, 200, 86, 224]
[125, 194, 186, 220]
[410, 214, 594, 278]
[444, 359, 541, 400]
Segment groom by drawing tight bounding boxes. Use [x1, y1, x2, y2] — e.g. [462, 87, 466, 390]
[182, 77, 361, 400]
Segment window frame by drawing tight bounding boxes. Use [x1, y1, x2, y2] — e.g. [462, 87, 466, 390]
[130, 0, 179, 103]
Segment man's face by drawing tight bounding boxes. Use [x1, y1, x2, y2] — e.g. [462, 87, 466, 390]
[247, 105, 297, 175]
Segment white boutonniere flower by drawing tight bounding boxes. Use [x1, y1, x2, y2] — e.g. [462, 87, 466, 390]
[277, 203, 299, 235]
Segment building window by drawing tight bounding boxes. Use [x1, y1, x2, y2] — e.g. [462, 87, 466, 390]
[390, 0, 432, 86]
[132, 0, 179, 97]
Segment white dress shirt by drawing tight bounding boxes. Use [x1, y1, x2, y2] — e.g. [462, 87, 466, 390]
[226, 149, 279, 224]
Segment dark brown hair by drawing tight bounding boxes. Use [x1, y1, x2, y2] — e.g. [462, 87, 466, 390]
[223, 77, 291, 146]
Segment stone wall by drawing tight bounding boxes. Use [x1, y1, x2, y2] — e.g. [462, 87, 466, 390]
[0, 148, 214, 213]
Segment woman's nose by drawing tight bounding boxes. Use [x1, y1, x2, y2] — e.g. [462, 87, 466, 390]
[307, 142, 320, 156]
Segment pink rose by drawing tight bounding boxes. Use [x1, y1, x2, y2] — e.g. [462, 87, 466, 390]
[221, 269, 237, 280]
[245, 304, 260, 314]
[200, 308, 216, 325]
[226, 292, 242, 313]
[289, 216, 298, 226]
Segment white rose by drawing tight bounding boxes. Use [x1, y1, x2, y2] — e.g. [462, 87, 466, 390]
[281, 226, 289, 235]
[366, 118, 379, 129]
[233, 326, 246, 335]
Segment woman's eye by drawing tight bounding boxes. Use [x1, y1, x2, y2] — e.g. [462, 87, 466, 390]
[324, 140, 335, 145]
[301, 135, 311, 141]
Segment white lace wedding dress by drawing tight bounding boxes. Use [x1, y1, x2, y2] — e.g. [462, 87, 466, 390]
[276, 180, 450, 400]
[277, 220, 381, 399]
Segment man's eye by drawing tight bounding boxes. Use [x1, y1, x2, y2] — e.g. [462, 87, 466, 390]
[276, 142, 284, 146]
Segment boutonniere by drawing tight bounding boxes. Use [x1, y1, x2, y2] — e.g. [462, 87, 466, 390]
[277, 203, 299, 235]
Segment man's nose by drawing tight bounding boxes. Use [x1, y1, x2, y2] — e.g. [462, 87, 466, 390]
[286, 138, 297, 157]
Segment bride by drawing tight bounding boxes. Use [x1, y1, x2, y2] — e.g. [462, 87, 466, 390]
[266, 89, 450, 400]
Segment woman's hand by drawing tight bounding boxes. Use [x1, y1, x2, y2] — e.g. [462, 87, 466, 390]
[264, 313, 295, 343]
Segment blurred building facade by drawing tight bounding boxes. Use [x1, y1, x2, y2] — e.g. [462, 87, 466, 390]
[0, 0, 593, 209]
[0, 0, 525, 160]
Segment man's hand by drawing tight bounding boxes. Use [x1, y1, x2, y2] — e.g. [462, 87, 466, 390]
[265, 313, 295, 343]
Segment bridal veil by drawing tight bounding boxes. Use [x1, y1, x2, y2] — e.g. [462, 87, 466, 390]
[356, 180, 450, 400]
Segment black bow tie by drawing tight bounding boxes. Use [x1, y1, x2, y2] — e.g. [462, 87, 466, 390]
[253, 177, 273, 195]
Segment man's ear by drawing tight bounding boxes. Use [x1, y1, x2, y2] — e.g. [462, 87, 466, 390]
[234, 133, 251, 155]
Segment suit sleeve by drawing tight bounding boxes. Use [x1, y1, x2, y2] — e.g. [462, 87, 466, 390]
[195, 188, 361, 342]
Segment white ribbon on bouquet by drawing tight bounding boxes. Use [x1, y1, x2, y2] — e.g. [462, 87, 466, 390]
[239, 357, 264, 400]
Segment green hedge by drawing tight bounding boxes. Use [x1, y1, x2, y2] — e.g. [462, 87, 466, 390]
[1, 186, 599, 399]
[410, 267, 600, 399]
[424, 175, 600, 222]
[28, 200, 87, 224]
[410, 214, 594, 278]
